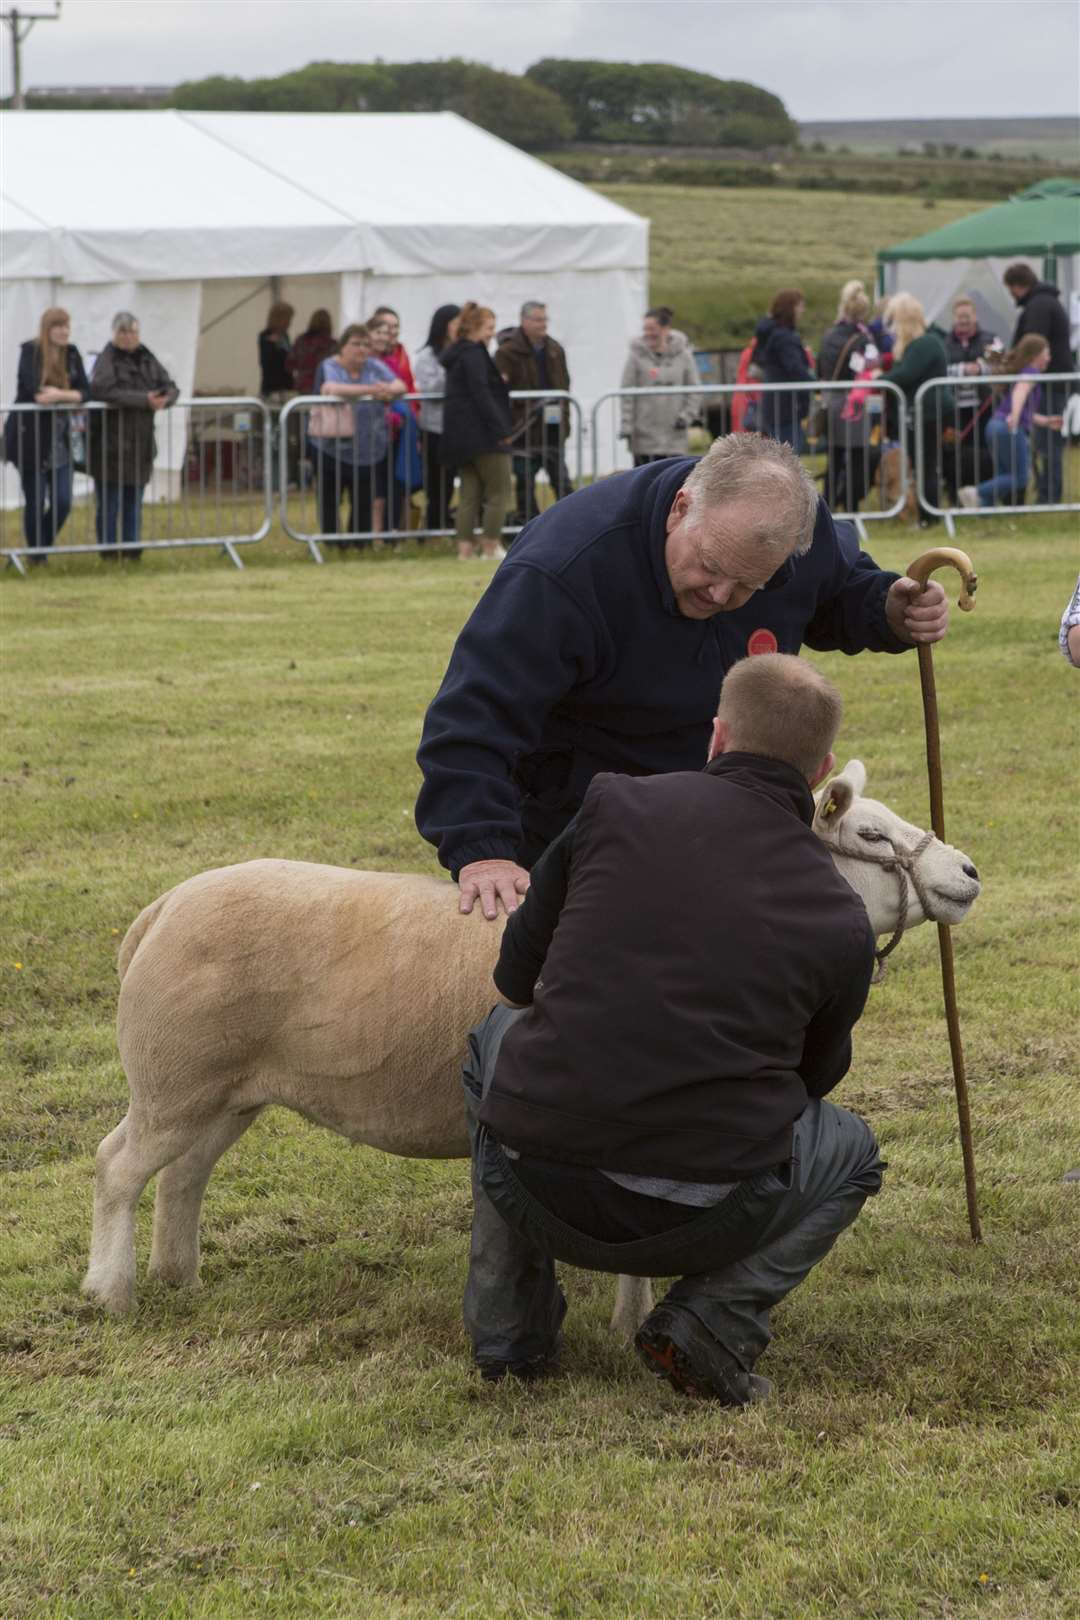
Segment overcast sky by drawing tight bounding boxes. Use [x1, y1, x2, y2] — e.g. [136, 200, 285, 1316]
[5, 0, 1079, 121]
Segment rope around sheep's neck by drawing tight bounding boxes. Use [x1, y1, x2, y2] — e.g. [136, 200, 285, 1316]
[838, 829, 937, 982]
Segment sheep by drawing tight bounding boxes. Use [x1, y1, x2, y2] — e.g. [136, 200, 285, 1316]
[81, 760, 980, 1327]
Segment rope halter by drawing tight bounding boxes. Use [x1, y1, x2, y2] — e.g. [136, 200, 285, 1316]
[836, 828, 938, 982]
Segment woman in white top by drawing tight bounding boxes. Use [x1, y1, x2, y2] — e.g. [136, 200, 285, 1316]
[413, 303, 462, 534]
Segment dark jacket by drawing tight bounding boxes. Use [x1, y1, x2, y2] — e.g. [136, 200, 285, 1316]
[87, 343, 179, 487]
[258, 329, 292, 396]
[4, 339, 90, 469]
[818, 320, 873, 384]
[886, 330, 948, 436]
[943, 323, 999, 413]
[1010, 282, 1074, 376]
[439, 338, 512, 466]
[480, 753, 875, 1181]
[753, 317, 814, 429]
[415, 456, 908, 877]
[286, 331, 337, 396]
[494, 326, 571, 437]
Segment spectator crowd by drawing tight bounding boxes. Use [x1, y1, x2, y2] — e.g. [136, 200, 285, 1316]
[5, 263, 1077, 560]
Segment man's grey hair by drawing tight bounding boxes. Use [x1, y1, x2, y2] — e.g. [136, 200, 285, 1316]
[520, 300, 546, 319]
[111, 311, 139, 335]
[682, 434, 818, 558]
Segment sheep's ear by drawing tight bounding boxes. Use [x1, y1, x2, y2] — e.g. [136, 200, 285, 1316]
[813, 760, 865, 832]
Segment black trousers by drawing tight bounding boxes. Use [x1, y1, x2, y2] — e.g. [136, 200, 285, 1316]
[424, 433, 457, 532]
[511, 434, 571, 528]
[314, 451, 385, 541]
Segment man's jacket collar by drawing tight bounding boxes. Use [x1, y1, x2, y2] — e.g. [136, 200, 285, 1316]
[704, 750, 816, 826]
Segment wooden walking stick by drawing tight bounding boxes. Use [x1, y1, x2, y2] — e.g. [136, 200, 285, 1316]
[907, 546, 982, 1242]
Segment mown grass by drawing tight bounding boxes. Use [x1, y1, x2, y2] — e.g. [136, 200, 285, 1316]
[2, 515, 1079, 1619]
[595, 185, 984, 348]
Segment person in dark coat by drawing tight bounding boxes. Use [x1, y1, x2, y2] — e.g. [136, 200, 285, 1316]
[413, 303, 462, 534]
[286, 309, 337, 397]
[4, 306, 90, 560]
[752, 288, 816, 452]
[495, 301, 572, 528]
[440, 301, 513, 560]
[817, 279, 881, 514]
[88, 313, 179, 559]
[1003, 264, 1075, 504]
[460, 653, 885, 1395]
[415, 433, 950, 921]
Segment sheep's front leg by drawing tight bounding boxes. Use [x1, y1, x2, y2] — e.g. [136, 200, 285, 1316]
[610, 1275, 653, 1341]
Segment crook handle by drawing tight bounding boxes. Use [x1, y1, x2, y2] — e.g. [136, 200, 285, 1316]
[907, 546, 978, 613]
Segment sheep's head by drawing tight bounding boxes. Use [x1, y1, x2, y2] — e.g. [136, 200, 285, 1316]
[813, 760, 981, 937]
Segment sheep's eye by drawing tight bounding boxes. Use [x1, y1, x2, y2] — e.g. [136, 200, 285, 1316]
[858, 828, 887, 843]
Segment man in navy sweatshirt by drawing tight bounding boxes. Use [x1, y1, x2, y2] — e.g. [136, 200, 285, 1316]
[415, 433, 948, 919]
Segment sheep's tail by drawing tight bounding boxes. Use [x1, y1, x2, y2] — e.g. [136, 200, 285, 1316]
[117, 889, 175, 981]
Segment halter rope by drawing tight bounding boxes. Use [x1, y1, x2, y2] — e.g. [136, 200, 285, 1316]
[837, 828, 937, 982]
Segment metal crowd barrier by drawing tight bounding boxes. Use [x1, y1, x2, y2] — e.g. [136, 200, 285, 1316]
[913, 372, 1080, 534]
[278, 390, 584, 562]
[591, 379, 912, 535]
[1, 397, 272, 573]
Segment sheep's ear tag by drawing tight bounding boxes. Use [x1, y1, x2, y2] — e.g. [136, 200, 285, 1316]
[823, 797, 838, 817]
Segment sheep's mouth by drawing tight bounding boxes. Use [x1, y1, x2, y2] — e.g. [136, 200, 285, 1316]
[927, 882, 981, 912]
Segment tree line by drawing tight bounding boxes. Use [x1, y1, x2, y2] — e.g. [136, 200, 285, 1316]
[22, 58, 797, 152]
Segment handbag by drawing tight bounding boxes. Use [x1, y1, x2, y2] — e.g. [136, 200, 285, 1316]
[309, 399, 354, 438]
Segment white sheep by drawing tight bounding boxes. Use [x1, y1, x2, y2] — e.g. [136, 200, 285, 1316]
[81, 761, 980, 1328]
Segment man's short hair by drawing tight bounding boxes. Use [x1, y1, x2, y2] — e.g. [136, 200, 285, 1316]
[1003, 263, 1037, 292]
[952, 296, 976, 312]
[717, 653, 842, 779]
[683, 434, 819, 560]
[520, 300, 546, 319]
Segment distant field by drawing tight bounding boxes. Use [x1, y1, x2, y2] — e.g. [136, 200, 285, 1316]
[596, 184, 979, 348]
[799, 116, 1080, 162]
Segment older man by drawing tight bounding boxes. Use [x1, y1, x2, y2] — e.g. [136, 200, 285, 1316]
[495, 301, 572, 528]
[415, 435, 948, 918]
[461, 654, 884, 1396]
[1003, 263, 1074, 505]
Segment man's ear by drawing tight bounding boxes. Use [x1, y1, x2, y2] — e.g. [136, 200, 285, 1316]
[707, 716, 729, 763]
[666, 487, 691, 531]
[807, 750, 836, 792]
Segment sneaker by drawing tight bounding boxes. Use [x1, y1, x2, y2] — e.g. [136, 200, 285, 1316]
[635, 1304, 771, 1405]
[958, 486, 980, 509]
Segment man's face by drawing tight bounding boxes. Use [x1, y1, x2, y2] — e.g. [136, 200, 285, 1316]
[664, 490, 794, 620]
[521, 306, 548, 343]
[1005, 278, 1027, 305]
[953, 305, 976, 338]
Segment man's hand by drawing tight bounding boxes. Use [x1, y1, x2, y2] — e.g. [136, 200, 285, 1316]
[458, 859, 530, 920]
[147, 391, 171, 410]
[885, 577, 949, 646]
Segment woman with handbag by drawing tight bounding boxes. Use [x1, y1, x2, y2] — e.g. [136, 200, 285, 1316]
[817, 280, 879, 514]
[4, 307, 90, 561]
[311, 323, 406, 548]
[88, 312, 178, 560]
[440, 302, 513, 560]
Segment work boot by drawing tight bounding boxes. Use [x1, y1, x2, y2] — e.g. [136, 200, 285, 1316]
[635, 1304, 771, 1405]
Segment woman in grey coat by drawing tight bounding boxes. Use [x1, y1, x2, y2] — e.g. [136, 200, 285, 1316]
[88, 313, 178, 559]
[619, 307, 703, 464]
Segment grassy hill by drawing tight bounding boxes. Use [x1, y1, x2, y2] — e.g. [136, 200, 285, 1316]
[799, 116, 1080, 162]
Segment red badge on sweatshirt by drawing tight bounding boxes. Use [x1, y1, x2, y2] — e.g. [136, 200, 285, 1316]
[747, 628, 778, 656]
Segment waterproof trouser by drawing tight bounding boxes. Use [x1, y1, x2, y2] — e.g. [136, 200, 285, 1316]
[463, 1005, 885, 1372]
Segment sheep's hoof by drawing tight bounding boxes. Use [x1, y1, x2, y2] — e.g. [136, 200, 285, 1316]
[147, 1262, 202, 1289]
[80, 1272, 134, 1315]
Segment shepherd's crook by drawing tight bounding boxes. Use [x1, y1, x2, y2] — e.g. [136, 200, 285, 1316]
[908, 546, 981, 1243]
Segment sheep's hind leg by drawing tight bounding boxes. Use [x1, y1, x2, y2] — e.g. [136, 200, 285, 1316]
[148, 1108, 263, 1288]
[610, 1275, 654, 1341]
[82, 1113, 201, 1315]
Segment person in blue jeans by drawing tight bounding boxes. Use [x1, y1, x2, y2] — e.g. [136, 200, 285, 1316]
[960, 335, 1063, 510]
[4, 307, 90, 561]
[461, 653, 885, 1404]
[88, 313, 179, 558]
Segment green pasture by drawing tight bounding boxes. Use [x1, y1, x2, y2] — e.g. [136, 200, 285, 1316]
[597, 185, 984, 348]
[2, 511, 1078, 1619]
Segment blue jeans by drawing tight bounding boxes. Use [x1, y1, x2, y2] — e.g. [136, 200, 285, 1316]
[95, 483, 143, 554]
[463, 1006, 885, 1372]
[977, 418, 1030, 507]
[20, 462, 72, 551]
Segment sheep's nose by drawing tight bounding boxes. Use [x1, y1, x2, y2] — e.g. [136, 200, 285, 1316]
[962, 861, 979, 882]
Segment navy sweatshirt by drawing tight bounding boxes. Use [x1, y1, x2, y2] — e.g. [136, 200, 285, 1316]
[415, 456, 908, 877]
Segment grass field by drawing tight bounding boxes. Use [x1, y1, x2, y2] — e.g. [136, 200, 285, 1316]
[2, 511, 1078, 1618]
[595, 185, 983, 348]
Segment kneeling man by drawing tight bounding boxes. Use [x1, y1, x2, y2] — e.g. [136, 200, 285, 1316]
[462, 652, 884, 1403]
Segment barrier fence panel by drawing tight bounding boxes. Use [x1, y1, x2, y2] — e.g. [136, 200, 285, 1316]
[278, 390, 583, 562]
[590, 380, 911, 531]
[914, 372, 1080, 531]
[1, 398, 272, 574]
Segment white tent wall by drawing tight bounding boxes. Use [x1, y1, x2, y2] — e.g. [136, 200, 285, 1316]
[340, 265, 649, 471]
[881, 253, 1080, 344]
[195, 275, 342, 396]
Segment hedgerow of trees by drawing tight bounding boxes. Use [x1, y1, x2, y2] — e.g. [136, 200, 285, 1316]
[164, 57, 794, 151]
